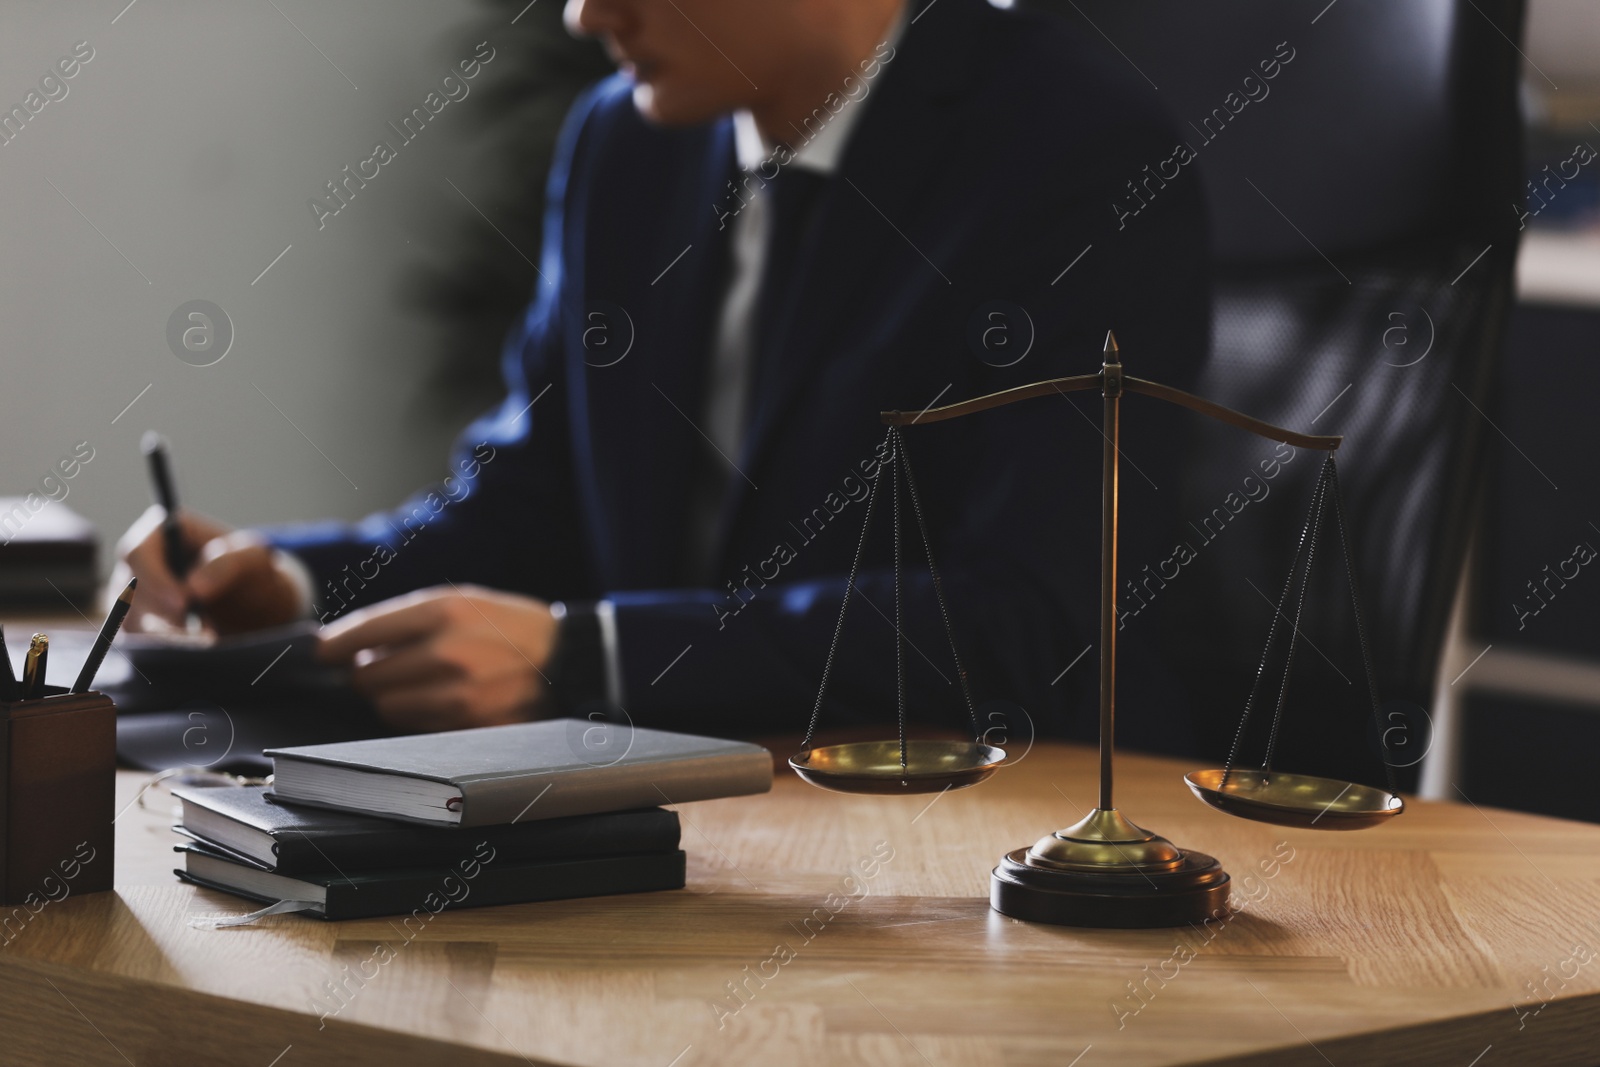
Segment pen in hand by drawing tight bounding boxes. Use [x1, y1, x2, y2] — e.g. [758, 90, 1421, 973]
[142, 431, 201, 631]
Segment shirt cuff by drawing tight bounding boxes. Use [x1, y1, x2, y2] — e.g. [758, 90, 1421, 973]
[595, 598, 623, 706]
[275, 548, 317, 620]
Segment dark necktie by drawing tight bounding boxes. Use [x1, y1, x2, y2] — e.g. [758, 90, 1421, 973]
[681, 164, 830, 586]
[750, 165, 829, 406]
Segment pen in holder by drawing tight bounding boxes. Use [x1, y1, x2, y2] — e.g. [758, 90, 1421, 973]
[0, 687, 116, 905]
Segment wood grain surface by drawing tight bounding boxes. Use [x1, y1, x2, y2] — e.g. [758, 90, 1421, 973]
[1, 741, 1597, 1066]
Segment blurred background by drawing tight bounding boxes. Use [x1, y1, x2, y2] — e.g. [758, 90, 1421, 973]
[0, 0, 605, 546]
[2, 0, 1599, 818]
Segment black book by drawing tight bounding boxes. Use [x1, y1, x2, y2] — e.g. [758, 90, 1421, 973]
[173, 785, 680, 876]
[176, 841, 686, 921]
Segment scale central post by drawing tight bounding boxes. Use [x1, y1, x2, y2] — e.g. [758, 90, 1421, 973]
[1098, 333, 1121, 812]
[989, 333, 1230, 927]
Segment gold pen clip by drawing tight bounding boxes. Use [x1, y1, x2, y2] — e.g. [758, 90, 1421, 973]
[22, 633, 49, 699]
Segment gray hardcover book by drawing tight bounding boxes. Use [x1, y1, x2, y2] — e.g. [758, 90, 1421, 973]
[265, 719, 773, 827]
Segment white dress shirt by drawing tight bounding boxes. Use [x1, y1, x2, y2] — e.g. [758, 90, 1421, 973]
[701, 89, 875, 465]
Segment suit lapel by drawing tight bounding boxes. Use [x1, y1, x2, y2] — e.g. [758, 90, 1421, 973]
[580, 118, 736, 588]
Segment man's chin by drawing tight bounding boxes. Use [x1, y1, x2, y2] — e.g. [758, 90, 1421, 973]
[630, 82, 725, 127]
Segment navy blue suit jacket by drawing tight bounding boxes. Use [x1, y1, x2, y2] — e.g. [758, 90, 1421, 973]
[271, 0, 1211, 752]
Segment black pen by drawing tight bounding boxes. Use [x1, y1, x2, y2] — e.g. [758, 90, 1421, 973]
[22, 633, 49, 699]
[73, 578, 137, 694]
[0, 625, 17, 700]
[142, 432, 188, 578]
[142, 432, 200, 630]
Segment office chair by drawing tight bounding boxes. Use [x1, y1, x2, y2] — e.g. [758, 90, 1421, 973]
[1022, 0, 1526, 786]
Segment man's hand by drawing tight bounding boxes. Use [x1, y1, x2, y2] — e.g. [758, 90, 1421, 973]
[317, 585, 560, 733]
[111, 505, 308, 635]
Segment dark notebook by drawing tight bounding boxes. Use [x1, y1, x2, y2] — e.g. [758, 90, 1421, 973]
[172, 784, 680, 875]
[176, 841, 687, 921]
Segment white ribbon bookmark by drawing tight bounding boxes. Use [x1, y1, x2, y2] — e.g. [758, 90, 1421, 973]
[188, 897, 320, 928]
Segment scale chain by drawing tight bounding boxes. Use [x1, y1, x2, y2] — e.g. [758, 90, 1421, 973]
[1224, 454, 1395, 796]
[801, 423, 986, 768]
[896, 428, 983, 740]
[1262, 457, 1334, 774]
[1327, 458, 1401, 796]
[891, 427, 908, 774]
[1223, 455, 1330, 785]
[801, 425, 893, 751]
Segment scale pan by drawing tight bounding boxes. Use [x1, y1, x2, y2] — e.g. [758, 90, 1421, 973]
[1184, 769, 1404, 830]
[789, 740, 1007, 795]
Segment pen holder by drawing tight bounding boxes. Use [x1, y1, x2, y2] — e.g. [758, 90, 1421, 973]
[0, 687, 115, 905]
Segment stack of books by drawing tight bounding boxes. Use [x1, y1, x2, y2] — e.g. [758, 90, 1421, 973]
[173, 720, 773, 921]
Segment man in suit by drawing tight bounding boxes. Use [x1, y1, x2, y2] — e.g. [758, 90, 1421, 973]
[116, 0, 1209, 749]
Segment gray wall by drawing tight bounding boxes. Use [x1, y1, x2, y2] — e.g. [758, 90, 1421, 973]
[1, 0, 508, 571]
[1525, 0, 1600, 89]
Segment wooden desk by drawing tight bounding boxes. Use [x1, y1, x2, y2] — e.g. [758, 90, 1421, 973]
[2, 743, 1597, 1066]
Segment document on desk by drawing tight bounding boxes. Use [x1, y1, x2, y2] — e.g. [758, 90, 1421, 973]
[121, 621, 328, 685]
[43, 620, 331, 694]
[36, 622, 375, 772]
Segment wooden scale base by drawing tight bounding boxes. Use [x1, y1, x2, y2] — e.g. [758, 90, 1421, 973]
[989, 806, 1229, 927]
[992, 847, 1230, 928]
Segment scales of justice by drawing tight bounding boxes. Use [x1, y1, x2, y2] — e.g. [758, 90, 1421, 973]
[789, 332, 1405, 928]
